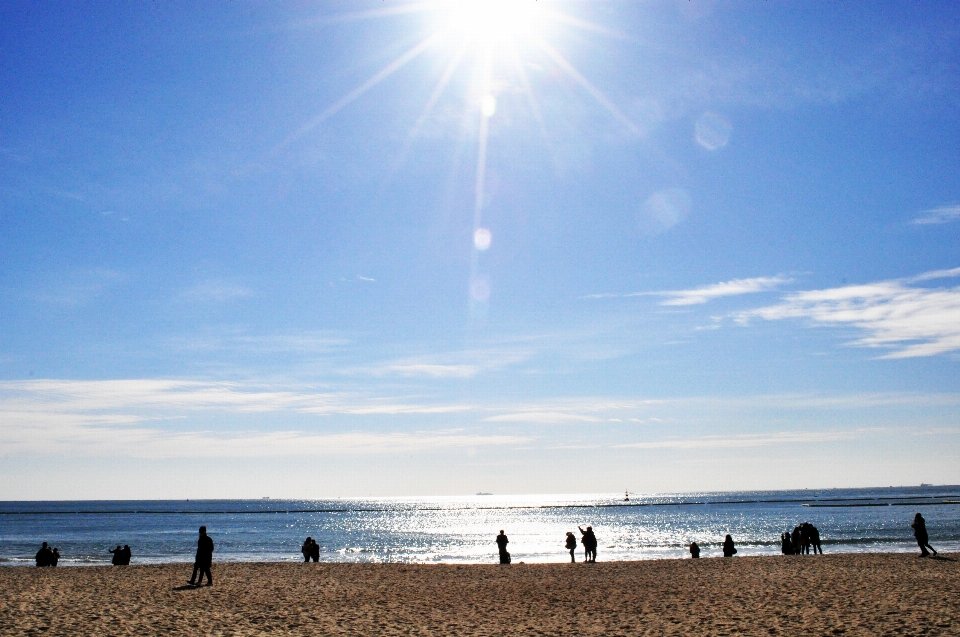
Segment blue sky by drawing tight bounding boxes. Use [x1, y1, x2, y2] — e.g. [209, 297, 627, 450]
[2, 1, 959, 499]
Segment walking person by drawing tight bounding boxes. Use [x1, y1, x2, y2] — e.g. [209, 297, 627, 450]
[495, 530, 510, 564]
[722, 534, 737, 558]
[911, 513, 937, 557]
[565, 532, 577, 563]
[189, 526, 215, 586]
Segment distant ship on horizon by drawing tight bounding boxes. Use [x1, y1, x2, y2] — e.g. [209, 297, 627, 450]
[476, 492, 492, 496]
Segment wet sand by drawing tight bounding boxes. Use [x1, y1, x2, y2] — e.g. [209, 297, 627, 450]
[1, 554, 957, 635]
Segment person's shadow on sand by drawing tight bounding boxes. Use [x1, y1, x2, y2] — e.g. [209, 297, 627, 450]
[929, 555, 956, 562]
[173, 583, 204, 591]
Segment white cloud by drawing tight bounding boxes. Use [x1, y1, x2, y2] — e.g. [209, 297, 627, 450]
[738, 268, 960, 358]
[584, 275, 790, 304]
[658, 275, 791, 306]
[615, 428, 877, 450]
[912, 205, 960, 225]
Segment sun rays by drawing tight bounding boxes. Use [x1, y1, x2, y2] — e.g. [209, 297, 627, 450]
[282, 1, 637, 310]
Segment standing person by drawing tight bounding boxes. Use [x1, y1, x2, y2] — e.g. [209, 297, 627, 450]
[110, 545, 123, 565]
[722, 534, 737, 558]
[301, 537, 313, 563]
[809, 526, 822, 555]
[579, 526, 597, 563]
[51, 548, 60, 566]
[689, 541, 700, 559]
[565, 532, 578, 563]
[122, 545, 131, 565]
[912, 513, 937, 557]
[309, 538, 320, 562]
[35, 542, 52, 567]
[189, 526, 215, 586]
[495, 530, 510, 564]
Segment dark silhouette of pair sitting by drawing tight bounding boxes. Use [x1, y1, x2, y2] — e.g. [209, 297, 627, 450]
[579, 525, 597, 563]
[722, 534, 737, 557]
[35, 542, 59, 567]
[110, 545, 132, 565]
[188, 526, 214, 586]
[301, 537, 320, 562]
[912, 513, 937, 557]
[496, 530, 511, 564]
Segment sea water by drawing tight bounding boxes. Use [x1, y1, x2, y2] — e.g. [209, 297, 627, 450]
[1, 487, 958, 566]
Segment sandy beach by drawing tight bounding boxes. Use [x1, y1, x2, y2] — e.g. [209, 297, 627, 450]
[1, 554, 957, 636]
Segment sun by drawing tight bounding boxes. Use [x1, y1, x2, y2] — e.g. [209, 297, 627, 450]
[431, 0, 551, 51]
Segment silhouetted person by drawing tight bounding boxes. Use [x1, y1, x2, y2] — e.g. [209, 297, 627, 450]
[912, 513, 937, 557]
[809, 525, 822, 555]
[781, 532, 793, 555]
[565, 532, 577, 562]
[689, 541, 700, 559]
[189, 526, 215, 586]
[301, 537, 313, 563]
[122, 545, 131, 565]
[310, 538, 320, 562]
[35, 542, 53, 567]
[51, 548, 60, 566]
[722, 534, 737, 557]
[791, 526, 802, 555]
[110, 545, 123, 565]
[496, 530, 510, 564]
[579, 526, 597, 563]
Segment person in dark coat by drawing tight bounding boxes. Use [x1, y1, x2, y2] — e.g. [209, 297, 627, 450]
[496, 530, 510, 564]
[565, 532, 578, 563]
[301, 537, 313, 563]
[781, 532, 793, 555]
[689, 541, 700, 559]
[722, 534, 737, 557]
[309, 538, 320, 562]
[189, 526, 215, 586]
[51, 548, 60, 566]
[35, 542, 53, 567]
[110, 545, 123, 565]
[912, 513, 937, 557]
[122, 545, 131, 565]
[809, 526, 822, 555]
[578, 526, 597, 563]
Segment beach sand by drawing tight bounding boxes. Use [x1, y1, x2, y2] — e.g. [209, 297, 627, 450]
[1, 554, 957, 635]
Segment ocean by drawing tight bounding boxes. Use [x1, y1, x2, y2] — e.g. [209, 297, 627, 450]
[2, 487, 958, 566]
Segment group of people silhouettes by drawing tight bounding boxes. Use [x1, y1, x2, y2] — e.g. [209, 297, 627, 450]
[30, 512, 944, 571]
[781, 522, 823, 555]
[109, 544, 132, 565]
[34, 542, 60, 567]
[497, 525, 599, 564]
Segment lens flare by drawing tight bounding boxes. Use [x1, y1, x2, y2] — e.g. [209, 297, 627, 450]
[474, 227, 492, 250]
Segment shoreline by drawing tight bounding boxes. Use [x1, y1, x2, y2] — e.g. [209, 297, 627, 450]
[2, 553, 957, 635]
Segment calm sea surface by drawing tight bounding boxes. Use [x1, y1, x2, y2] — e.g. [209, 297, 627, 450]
[2, 487, 958, 566]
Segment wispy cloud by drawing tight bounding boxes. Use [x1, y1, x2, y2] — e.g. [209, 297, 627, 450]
[658, 276, 792, 306]
[584, 275, 790, 305]
[183, 280, 252, 302]
[912, 205, 960, 225]
[615, 428, 879, 450]
[30, 268, 124, 306]
[738, 268, 960, 358]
